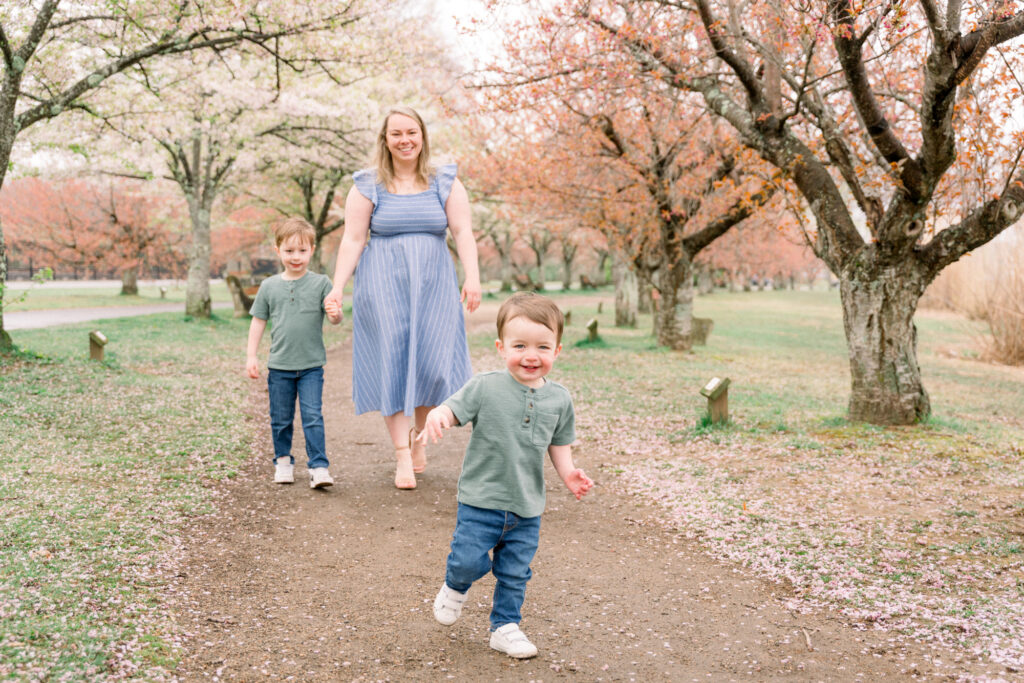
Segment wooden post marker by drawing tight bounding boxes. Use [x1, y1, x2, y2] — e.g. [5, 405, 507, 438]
[563, 309, 572, 326]
[89, 330, 108, 361]
[586, 318, 599, 342]
[699, 376, 730, 424]
[159, 286, 168, 299]
[597, 301, 603, 314]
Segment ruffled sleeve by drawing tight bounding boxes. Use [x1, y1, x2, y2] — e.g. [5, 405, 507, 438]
[435, 163, 458, 207]
[352, 169, 378, 206]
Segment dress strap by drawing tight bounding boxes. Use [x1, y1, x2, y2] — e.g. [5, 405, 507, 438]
[352, 169, 379, 206]
[435, 163, 457, 207]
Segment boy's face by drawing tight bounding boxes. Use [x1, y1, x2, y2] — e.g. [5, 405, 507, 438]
[275, 234, 313, 278]
[496, 315, 561, 388]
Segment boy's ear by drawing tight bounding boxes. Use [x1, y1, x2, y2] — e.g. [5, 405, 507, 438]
[495, 338, 503, 352]
[553, 343, 562, 358]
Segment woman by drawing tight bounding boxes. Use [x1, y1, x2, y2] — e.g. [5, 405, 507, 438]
[326, 106, 481, 489]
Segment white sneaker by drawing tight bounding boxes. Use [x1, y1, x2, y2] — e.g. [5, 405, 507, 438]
[433, 584, 468, 626]
[309, 467, 334, 489]
[489, 623, 537, 659]
[274, 458, 294, 484]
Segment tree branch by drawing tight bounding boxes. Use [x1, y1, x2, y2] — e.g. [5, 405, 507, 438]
[953, 10, 1024, 86]
[13, 0, 59, 66]
[14, 12, 359, 132]
[0, 23, 13, 68]
[683, 177, 779, 255]
[919, 165, 1024, 274]
[918, 0, 946, 44]
[828, 0, 923, 199]
[693, 0, 765, 108]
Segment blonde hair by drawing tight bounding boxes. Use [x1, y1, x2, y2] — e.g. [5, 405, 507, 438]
[274, 217, 316, 248]
[496, 292, 565, 345]
[373, 106, 433, 192]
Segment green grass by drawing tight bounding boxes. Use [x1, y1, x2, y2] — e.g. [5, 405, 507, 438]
[545, 288, 1024, 442]
[2, 286, 1022, 678]
[0, 312, 346, 679]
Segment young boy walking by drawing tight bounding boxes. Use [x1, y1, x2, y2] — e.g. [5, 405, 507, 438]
[246, 217, 341, 488]
[418, 292, 593, 658]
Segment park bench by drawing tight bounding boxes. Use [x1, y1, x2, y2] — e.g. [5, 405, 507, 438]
[513, 273, 540, 291]
[225, 274, 257, 317]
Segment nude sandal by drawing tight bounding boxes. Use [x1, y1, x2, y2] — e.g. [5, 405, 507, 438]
[409, 427, 427, 474]
[394, 446, 416, 490]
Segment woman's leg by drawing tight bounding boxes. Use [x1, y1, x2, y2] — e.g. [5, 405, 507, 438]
[383, 412, 415, 489]
[410, 405, 433, 472]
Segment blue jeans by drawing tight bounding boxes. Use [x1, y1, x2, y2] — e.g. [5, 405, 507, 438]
[445, 503, 541, 631]
[267, 367, 328, 469]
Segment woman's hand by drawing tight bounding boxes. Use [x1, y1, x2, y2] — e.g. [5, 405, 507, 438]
[325, 288, 345, 319]
[461, 279, 482, 313]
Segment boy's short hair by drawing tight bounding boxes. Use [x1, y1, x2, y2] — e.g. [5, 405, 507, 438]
[496, 292, 564, 344]
[274, 217, 316, 247]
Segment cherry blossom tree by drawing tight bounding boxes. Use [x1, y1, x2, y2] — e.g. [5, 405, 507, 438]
[469, 16, 783, 349]
[0, 176, 181, 288]
[0, 0, 368, 347]
[587, 0, 1024, 422]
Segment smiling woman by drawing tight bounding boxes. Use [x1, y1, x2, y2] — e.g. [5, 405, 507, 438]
[325, 106, 482, 490]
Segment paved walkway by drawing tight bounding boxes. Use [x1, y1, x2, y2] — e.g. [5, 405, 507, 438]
[5, 302, 233, 330]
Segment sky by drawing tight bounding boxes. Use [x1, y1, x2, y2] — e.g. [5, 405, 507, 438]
[426, 0, 524, 67]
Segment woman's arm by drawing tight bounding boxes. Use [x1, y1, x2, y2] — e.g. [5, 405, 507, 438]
[446, 177, 481, 313]
[326, 185, 372, 307]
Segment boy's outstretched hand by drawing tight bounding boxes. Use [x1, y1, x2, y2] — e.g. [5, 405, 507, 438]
[565, 469, 594, 500]
[246, 357, 259, 379]
[419, 406, 456, 444]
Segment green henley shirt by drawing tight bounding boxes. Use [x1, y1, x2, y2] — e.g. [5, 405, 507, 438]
[250, 272, 332, 371]
[445, 370, 576, 518]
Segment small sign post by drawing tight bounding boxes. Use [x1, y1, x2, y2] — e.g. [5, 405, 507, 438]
[699, 376, 730, 424]
[586, 318, 599, 342]
[89, 330, 108, 361]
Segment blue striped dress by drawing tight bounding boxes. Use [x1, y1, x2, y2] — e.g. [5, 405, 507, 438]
[350, 163, 472, 416]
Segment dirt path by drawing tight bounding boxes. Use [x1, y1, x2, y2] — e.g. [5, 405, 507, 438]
[172, 336, 958, 682]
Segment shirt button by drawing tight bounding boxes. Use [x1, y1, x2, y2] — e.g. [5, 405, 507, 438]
[528, 403, 533, 409]
[524, 417, 530, 424]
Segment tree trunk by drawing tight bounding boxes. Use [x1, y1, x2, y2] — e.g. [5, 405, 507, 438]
[310, 244, 324, 275]
[840, 264, 930, 424]
[499, 250, 513, 292]
[696, 262, 714, 295]
[597, 250, 611, 284]
[637, 273, 653, 314]
[1, 108, 14, 350]
[0, 216, 11, 350]
[613, 251, 637, 327]
[121, 265, 139, 296]
[655, 260, 695, 351]
[561, 256, 573, 291]
[185, 198, 213, 318]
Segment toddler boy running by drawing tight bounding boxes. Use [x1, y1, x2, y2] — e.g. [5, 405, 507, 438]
[418, 291, 593, 658]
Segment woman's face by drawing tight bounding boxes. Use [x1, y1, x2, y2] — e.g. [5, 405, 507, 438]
[385, 113, 423, 165]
